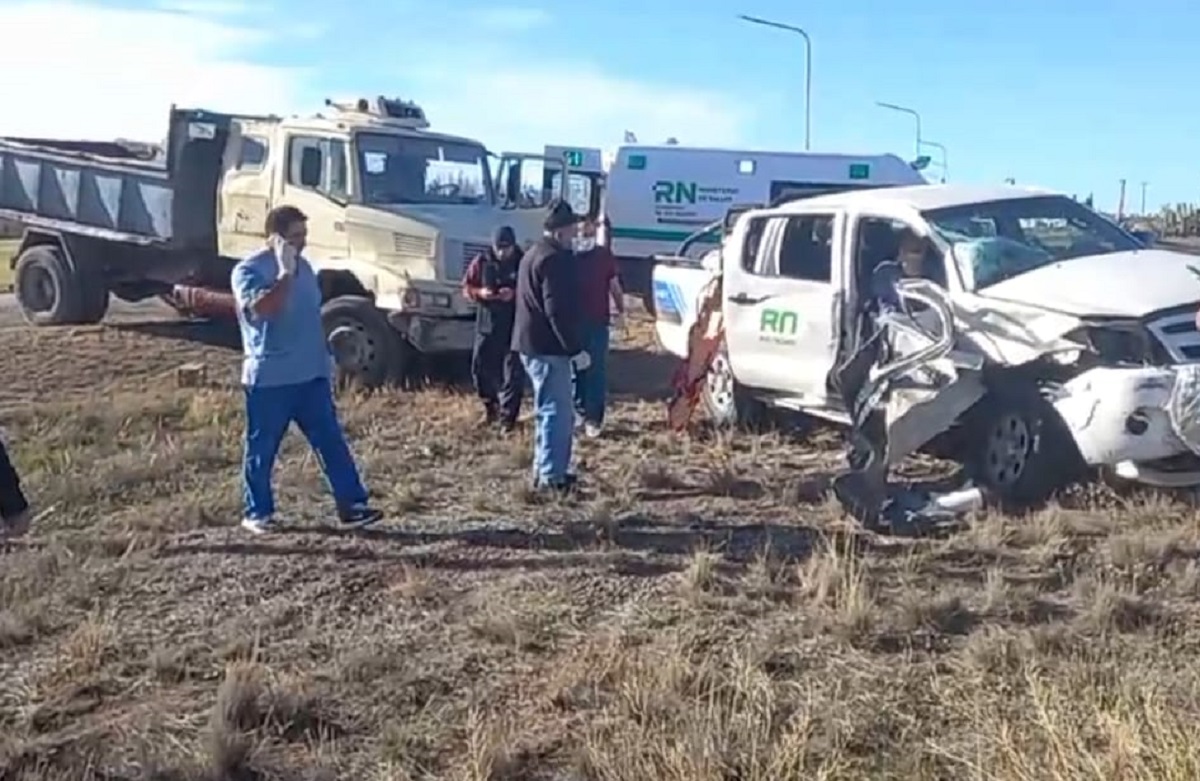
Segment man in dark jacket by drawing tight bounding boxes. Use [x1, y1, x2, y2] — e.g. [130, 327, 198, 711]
[512, 200, 590, 491]
[0, 437, 31, 538]
[462, 225, 526, 431]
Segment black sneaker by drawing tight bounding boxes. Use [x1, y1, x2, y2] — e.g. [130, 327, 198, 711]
[535, 474, 579, 495]
[337, 503, 383, 529]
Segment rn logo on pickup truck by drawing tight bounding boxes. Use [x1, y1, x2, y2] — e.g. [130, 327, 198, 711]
[759, 308, 799, 344]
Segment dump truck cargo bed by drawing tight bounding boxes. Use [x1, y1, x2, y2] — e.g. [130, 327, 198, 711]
[0, 137, 173, 244]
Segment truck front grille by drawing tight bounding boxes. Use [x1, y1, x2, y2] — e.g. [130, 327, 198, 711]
[393, 232, 433, 257]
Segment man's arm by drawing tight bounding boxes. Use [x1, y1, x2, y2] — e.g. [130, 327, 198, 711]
[602, 247, 625, 315]
[542, 253, 583, 354]
[232, 262, 290, 320]
[461, 254, 488, 302]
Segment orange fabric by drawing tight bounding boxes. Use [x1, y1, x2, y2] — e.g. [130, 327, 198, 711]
[667, 275, 725, 431]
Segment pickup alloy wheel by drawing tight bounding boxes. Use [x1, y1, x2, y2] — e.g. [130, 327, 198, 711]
[965, 387, 1083, 510]
[703, 344, 765, 429]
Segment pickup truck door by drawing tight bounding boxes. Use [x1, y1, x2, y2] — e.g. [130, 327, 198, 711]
[217, 120, 275, 259]
[724, 210, 845, 404]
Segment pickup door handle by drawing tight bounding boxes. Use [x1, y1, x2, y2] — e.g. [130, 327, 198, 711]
[728, 293, 767, 305]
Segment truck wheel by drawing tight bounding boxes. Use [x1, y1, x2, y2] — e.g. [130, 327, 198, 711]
[14, 245, 82, 326]
[76, 272, 110, 324]
[321, 295, 406, 390]
[963, 386, 1085, 511]
[703, 343, 766, 429]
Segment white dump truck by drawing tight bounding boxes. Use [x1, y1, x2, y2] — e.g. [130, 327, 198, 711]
[536, 143, 928, 311]
[652, 183, 1200, 507]
[0, 96, 593, 386]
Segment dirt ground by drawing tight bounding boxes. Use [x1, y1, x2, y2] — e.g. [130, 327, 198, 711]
[4, 310, 1200, 781]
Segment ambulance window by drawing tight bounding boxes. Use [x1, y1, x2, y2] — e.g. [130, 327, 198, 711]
[738, 159, 755, 175]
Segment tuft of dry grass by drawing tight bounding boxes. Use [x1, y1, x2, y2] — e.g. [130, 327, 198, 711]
[5, 307, 1200, 778]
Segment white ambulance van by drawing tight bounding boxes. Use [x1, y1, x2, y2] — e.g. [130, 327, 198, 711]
[541, 144, 928, 310]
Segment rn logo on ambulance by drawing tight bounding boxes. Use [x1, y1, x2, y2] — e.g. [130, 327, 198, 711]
[759, 308, 800, 345]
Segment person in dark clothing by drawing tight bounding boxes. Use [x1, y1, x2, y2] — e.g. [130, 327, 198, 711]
[512, 200, 590, 492]
[462, 225, 527, 431]
[0, 437, 32, 538]
[572, 216, 625, 438]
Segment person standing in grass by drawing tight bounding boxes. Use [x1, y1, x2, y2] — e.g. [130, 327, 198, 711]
[512, 200, 590, 493]
[462, 225, 526, 432]
[231, 205, 383, 534]
[0, 437, 31, 538]
[572, 216, 625, 439]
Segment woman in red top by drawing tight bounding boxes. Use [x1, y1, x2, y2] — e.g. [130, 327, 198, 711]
[572, 217, 625, 437]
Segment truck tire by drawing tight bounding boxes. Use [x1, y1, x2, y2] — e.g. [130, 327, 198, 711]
[963, 385, 1085, 511]
[13, 245, 83, 326]
[703, 342, 766, 429]
[76, 270, 110, 324]
[321, 295, 407, 390]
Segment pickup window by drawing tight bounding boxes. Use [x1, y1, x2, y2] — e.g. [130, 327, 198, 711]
[746, 214, 835, 282]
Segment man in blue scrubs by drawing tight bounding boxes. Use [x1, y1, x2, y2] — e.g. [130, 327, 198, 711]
[231, 205, 382, 534]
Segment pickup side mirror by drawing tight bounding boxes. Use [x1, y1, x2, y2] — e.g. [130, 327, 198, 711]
[300, 147, 322, 188]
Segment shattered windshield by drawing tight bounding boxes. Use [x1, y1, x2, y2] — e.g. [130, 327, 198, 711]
[922, 195, 1140, 290]
[355, 133, 493, 206]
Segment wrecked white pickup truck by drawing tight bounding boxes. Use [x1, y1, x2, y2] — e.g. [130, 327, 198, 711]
[654, 184, 1200, 511]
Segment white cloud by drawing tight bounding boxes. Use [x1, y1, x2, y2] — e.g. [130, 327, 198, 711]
[0, 1, 307, 141]
[0, 0, 757, 157]
[408, 60, 755, 154]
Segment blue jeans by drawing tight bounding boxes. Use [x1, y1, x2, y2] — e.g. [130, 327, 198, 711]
[520, 354, 574, 486]
[573, 322, 611, 426]
[243, 377, 368, 519]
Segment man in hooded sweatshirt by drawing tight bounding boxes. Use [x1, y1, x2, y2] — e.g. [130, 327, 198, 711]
[462, 225, 526, 431]
[511, 200, 590, 492]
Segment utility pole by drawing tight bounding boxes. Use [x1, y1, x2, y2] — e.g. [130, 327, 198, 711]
[875, 101, 922, 158]
[1140, 181, 1148, 215]
[739, 15, 813, 150]
[1117, 179, 1127, 221]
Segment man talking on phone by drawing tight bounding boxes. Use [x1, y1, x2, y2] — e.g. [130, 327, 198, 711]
[231, 205, 383, 534]
[462, 225, 526, 431]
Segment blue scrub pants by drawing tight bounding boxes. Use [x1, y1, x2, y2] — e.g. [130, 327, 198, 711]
[242, 377, 368, 519]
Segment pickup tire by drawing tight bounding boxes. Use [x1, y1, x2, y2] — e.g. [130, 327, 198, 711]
[14, 245, 82, 326]
[321, 295, 406, 390]
[704, 342, 766, 429]
[963, 385, 1085, 510]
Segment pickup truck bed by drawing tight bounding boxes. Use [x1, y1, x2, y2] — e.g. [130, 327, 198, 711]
[0, 137, 172, 244]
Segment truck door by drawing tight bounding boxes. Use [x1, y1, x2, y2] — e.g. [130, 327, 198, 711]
[217, 122, 274, 259]
[277, 134, 352, 263]
[724, 210, 845, 404]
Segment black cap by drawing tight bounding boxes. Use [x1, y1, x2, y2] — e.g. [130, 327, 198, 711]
[493, 225, 516, 248]
[544, 199, 582, 231]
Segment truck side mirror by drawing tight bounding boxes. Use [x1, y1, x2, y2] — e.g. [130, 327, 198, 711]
[505, 161, 522, 205]
[300, 147, 322, 188]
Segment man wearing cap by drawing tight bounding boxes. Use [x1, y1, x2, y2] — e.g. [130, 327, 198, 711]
[462, 226, 526, 431]
[512, 200, 591, 492]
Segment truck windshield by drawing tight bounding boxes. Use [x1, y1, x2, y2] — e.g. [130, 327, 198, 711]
[922, 195, 1141, 290]
[355, 133, 492, 206]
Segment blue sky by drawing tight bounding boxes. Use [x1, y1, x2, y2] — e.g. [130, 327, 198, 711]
[3, 0, 1194, 212]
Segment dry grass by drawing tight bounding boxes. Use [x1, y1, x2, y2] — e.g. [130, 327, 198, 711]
[3, 307, 1200, 780]
[0, 238, 17, 291]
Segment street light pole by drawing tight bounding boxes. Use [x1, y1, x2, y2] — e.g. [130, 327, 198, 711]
[738, 14, 812, 151]
[876, 101, 922, 158]
[920, 140, 948, 182]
